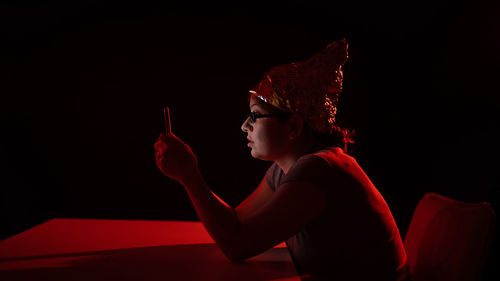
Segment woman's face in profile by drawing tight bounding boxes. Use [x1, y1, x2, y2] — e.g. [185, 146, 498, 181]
[241, 95, 290, 161]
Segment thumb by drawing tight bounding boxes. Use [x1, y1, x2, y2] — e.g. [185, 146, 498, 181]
[167, 132, 180, 140]
[164, 132, 181, 144]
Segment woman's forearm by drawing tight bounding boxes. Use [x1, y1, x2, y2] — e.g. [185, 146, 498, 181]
[180, 169, 244, 261]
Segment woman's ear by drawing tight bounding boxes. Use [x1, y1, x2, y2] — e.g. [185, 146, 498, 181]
[287, 114, 304, 140]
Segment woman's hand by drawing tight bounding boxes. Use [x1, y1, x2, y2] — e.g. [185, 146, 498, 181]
[154, 132, 199, 184]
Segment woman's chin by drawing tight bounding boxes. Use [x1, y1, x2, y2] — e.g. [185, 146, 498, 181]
[250, 149, 263, 160]
[251, 149, 272, 161]
[250, 149, 258, 158]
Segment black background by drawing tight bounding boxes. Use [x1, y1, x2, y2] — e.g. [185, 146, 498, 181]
[1, 0, 499, 279]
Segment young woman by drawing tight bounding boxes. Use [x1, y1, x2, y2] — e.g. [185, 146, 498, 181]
[154, 39, 409, 281]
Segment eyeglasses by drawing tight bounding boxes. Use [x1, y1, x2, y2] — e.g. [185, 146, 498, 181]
[246, 112, 291, 124]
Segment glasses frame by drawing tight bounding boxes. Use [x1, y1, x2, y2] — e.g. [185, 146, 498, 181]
[246, 112, 291, 123]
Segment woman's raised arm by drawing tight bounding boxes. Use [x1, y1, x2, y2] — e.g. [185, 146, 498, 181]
[234, 177, 274, 222]
[154, 133, 326, 262]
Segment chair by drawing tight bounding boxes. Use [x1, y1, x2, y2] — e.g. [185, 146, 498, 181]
[404, 192, 496, 281]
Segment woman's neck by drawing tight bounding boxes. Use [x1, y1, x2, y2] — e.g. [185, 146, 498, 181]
[276, 141, 326, 174]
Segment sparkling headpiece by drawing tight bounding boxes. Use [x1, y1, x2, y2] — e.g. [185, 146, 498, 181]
[249, 38, 348, 134]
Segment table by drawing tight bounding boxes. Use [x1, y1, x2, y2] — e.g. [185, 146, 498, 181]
[0, 218, 300, 281]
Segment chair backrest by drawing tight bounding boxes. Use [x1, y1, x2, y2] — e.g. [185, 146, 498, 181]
[404, 192, 496, 281]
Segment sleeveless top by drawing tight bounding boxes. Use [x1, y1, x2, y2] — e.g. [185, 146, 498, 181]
[265, 147, 409, 281]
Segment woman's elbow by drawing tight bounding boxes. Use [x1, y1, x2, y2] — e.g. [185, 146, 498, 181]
[219, 244, 253, 263]
[220, 246, 246, 263]
[225, 252, 246, 263]
[216, 233, 270, 262]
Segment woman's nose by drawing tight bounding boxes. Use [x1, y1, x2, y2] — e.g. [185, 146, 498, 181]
[241, 116, 252, 133]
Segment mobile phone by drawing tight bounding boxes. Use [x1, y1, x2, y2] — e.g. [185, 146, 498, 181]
[163, 106, 171, 134]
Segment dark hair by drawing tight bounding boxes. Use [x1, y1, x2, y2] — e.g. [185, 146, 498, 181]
[311, 125, 355, 154]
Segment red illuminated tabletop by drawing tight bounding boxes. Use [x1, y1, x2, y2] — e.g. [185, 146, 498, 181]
[0, 218, 300, 281]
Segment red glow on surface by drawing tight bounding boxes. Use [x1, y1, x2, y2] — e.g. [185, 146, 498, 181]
[0, 219, 293, 281]
[0, 219, 215, 259]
